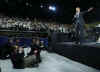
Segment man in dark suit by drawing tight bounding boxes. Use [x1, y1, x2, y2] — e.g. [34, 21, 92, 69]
[10, 45, 25, 69]
[35, 38, 41, 63]
[73, 7, 93, 44]
[10, 39, 25, 69]
[0, 38, 14, 59]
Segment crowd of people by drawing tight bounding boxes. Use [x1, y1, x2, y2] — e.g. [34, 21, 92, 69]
[0, 37, 47, 69]
[0, 16, 71, 33]
[0, 16, 73, 71]
[0, 17, 46, 32]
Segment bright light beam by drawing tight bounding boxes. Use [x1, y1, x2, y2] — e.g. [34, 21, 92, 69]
[48, 6, 56, 11]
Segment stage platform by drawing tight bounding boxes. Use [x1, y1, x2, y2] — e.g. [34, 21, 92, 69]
[57, 42, 100, 48]
[0, 51, 99, 72]
[52, 42, 100, 69]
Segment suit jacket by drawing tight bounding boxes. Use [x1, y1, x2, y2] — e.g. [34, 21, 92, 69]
[74, 10, 88, 27]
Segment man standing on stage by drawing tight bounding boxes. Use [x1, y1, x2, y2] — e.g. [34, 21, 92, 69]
[73, 6, 94, 44]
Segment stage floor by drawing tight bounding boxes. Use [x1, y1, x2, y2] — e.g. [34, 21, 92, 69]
[57, 42, 100, 48]
[0, 51, 99, 72]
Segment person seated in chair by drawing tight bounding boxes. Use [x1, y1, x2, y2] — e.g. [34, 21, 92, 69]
[0, 38, 14, 59]
[10, 40, 24, 69]
[24, 38, 41, 67]
[34, 38, 42, 63]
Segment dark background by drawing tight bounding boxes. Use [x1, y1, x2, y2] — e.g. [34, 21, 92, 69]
[0, 0, 100, 24]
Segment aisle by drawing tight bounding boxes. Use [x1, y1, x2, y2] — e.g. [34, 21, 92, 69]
[0, 51, 100, 72]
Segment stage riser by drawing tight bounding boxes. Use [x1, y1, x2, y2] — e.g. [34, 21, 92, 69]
[53, 44, 100, 69]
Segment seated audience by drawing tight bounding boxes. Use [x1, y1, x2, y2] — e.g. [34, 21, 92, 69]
[10, 39, 25, 69]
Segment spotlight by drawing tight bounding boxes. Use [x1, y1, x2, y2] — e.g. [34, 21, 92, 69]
[48, 6, 56, 12]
